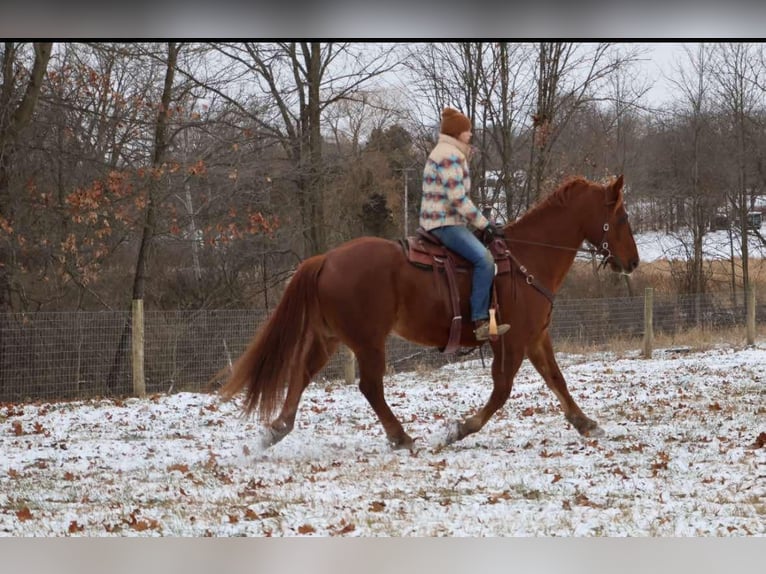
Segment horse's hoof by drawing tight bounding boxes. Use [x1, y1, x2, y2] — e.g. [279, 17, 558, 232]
[579, 424, 605, 439]
[259, 429, 277, 449]
[388, 434, 415, 451]
[259, 425, 288, 449]
[441, 421, 462, 446]
[587, 425, 605, 438]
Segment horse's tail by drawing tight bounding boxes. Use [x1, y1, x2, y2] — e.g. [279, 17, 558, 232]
[219, 254, 326, 420]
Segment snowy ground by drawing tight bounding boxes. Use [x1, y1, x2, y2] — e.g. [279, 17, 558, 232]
[1, 344, 763, 537]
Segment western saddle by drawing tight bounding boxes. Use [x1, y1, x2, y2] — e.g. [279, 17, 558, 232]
[400, 227, 512, 354]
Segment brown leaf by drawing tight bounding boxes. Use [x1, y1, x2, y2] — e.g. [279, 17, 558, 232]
[429, 459, 447, 470]
[63, 471, 76, 481]
[298, 524, 316, 534]
[16, 507, 33, 521]
[244, 509, 259, 520]
[335, 523, 355, 535]
[11, 421, 23, 436]
[369, 501, 386, 512]
[521, 407, 535, 417]
[68, 520, 84, 533]
[754, 432, 766, 449]
[168, 463, 189, 473]
[227, 514, 239, 524]
[7, 468, 19, 479]
[573, 493, 604, 508]
[125, 511, 160, 532]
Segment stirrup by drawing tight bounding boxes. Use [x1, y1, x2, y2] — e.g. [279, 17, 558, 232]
[473, 320, 510, 341]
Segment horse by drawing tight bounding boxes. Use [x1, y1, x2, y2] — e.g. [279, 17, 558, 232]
[220, 174, 640, 450]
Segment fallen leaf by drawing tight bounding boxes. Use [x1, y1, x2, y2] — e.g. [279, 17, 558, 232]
[298, 524, 316, 534]
[335, 523, 355, 535]
[16, 507, 33, 521]
[68, 520, 84, 533]
[369, 501, 386, 512]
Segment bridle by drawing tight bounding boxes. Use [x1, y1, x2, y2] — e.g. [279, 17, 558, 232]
[502, 196, 629, 272]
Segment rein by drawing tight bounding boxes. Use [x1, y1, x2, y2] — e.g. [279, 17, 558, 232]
[502, 199, 627, 271]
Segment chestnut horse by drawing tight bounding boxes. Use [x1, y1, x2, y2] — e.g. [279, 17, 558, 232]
[221, 175, 639, 450]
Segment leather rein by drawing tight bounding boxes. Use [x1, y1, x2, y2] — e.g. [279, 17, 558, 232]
[499, 199, 627, 300]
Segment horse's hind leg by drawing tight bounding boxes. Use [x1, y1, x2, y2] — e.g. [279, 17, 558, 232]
[262, 335, 339, 448]
[526, 331, 603, 437]
[354, 345, 414, 450]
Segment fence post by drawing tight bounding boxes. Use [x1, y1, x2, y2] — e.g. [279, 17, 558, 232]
[343, 345, 356, 385]
[642, 287, 654, 358]
[746, 283, 756, 346]
[132, 299, 146, 397]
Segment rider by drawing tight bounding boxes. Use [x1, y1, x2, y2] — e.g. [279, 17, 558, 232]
[419, 107, 510, 341]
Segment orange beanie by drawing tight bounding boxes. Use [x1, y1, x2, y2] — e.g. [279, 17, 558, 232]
[440, 107, 471, 138]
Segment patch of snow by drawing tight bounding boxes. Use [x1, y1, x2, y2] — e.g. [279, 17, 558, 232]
[0, 345, 764, 536]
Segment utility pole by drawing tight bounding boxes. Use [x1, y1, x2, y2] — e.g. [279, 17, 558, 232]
[403, 169, 409, 236]
[396, 165, 419, 237]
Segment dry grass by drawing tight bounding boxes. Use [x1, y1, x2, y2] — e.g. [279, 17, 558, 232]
[559, 258, 766, 299]
[633, 258, 766, 294]
[554, 324, 756, 357]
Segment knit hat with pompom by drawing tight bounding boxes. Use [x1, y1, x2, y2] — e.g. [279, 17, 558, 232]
[440, 107, 471, 138]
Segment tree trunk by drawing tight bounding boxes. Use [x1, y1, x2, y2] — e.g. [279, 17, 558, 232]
[0, 42, 53, 311]
[306, 42, 325, 255]
[107, 42, 179, 394]
[0, 42, 52, 397]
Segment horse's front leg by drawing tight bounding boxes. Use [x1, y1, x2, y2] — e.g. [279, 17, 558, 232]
[443, 348, 523, 446]
[526, 331, 604, 438]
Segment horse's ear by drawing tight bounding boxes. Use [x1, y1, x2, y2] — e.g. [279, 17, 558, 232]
[613, 174, 624, 193]
[609, 174, 625, 211]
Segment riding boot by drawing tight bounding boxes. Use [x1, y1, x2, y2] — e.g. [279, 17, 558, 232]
[473, 319, 510, 341]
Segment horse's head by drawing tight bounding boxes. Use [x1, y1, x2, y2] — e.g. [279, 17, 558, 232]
[584, 175, 639, 274]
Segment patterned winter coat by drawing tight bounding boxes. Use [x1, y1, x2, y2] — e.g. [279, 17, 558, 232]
[419, 134, 489, 231]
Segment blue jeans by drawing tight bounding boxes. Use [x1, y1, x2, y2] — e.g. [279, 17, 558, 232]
[430, 225, 494, 322]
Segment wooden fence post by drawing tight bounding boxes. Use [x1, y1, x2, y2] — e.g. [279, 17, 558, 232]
[746, 283, 756, 346]
[343, 345, 356, 385]
[642, 287, 654, 358]
[132, 299, 146, 397]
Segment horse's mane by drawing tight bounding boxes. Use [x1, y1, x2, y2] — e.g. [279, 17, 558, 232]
[509, 176, 592, 228]
[519, 175, 591, 219]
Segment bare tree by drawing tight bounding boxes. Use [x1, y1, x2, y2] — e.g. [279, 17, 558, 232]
[711, 42, 763, 296]
[666, 43, 718, 296]
[0, 42, 52, 311]
[525, 42, 644, 203]
[204, 42, 398, 256]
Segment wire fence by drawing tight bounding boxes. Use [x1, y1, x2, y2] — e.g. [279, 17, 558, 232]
[0, 290, 762, 403]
